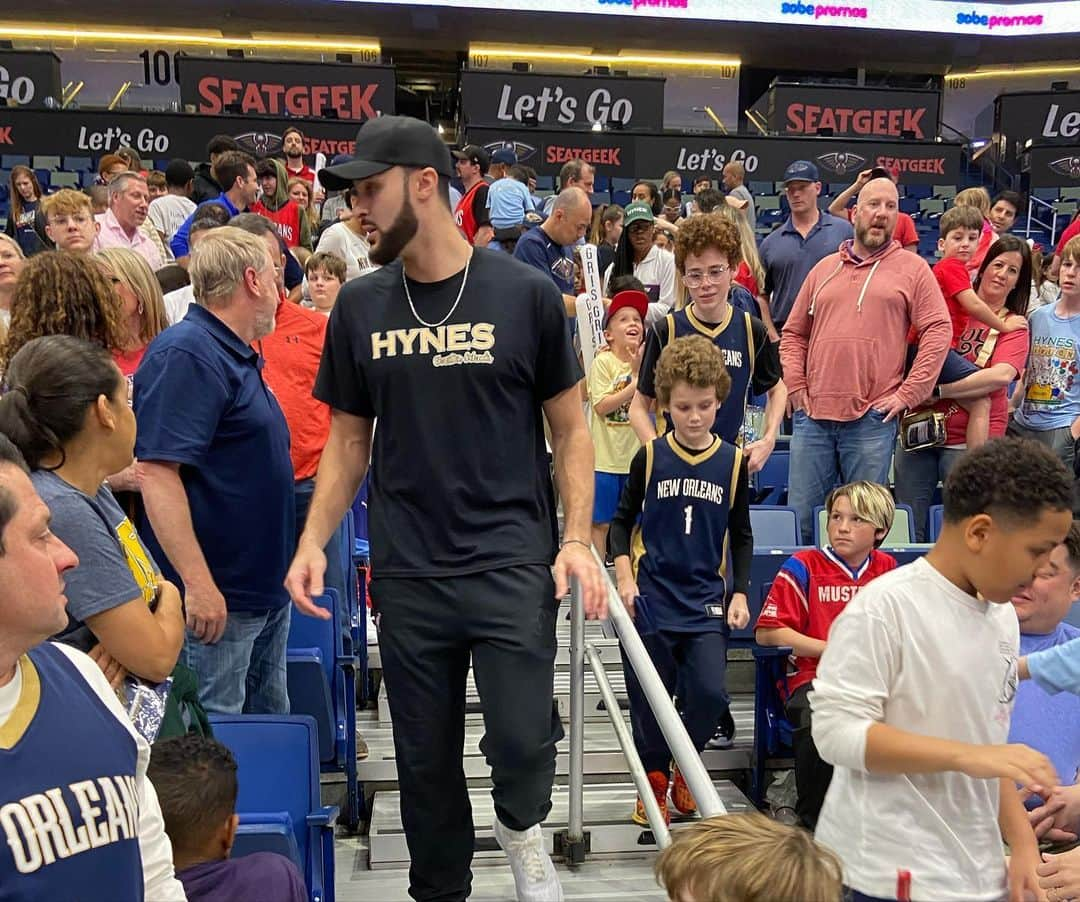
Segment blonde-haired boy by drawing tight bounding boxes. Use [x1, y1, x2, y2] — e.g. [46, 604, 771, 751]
[755, 481, 897, 828]
[41, 189, 99, 254]
[655, 812, 843, 902]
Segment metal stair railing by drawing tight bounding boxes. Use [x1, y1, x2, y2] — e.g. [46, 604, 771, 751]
[560, 553, 726, 864]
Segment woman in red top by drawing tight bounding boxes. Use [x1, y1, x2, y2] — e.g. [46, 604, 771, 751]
[894, 236, 1032, 540]
[94, 248, 168, 385]
[716, 204, 765, 298]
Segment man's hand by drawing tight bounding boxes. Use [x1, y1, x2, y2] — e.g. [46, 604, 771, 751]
[284, 541, 333, 621]
[787, 388, 807, 418]
[88, 644, 128, 689]
[743, 434, 776, 475]
[873, 393, 908, 423]
[957, 744, 1058, 795]
[1029, 793, 1080, 844]
[854, 168, 875, 189]
[185, 581, 228, 644]
[1038, 849, 1080, 902]
[554, 541, 607, 620]
[727, 592, 750, 630]
[616, 578, 639, 619]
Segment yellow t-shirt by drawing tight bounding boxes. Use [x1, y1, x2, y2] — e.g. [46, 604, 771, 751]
[588, 350, 641, 474]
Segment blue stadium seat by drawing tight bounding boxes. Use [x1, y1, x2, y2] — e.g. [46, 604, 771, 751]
[33, 170, 51, 191]
[593, 175, 610, 192]
[63, 156, 94, 172]
[612, 190, 630, 207]
[906, 185, 932, 201]
[287, 590, 361, 831]
[928, 504, 944, 542]
[535, 175, 555, 191]
[751, 644, 795, 805]
[233, 812, 301, 868]
[611, 177, 636, 192]
[813, 504, 915, 547]
[80, 171, 99, 189]
[750, 505, 800, 547]
[752, 450, 789, 506]
[736, 545, 808, 645]
[1034, 187, 1060, 203]
[886, 545, 933, 567]
[899, 196, 919, 215]
[749, 180, 772, 196]
[209, 714, 338, 902]
[1, 155, 30, 170]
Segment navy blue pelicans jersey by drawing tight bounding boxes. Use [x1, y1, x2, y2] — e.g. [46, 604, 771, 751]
[657, 305, 755, 444]
[631, 433, 742, 633]
[0, 643, 143, 902]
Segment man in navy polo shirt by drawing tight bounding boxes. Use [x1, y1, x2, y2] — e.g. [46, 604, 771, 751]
[135, 226, 295, 715]
[514, 186, 593, 316]
[757, 160, 853, 340]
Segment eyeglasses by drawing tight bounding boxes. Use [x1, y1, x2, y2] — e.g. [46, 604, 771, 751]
[682, 265, 731, 288]
[48, 214, 92, 227]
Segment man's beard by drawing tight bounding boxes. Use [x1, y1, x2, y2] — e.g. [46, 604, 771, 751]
[370, 193, 419, 265]
[856, 220, 890, 252]
[285, 148, 302, 160]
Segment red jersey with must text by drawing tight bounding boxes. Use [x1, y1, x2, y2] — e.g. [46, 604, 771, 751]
[755, 546, 897, 695]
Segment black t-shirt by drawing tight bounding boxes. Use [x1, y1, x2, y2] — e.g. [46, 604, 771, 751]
[314, 247, 582, 577]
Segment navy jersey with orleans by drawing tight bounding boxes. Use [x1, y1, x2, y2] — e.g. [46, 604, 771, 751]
[632, 433, 742, 633]
[656, 305, 755, 443]
[0, 643, 143, 902]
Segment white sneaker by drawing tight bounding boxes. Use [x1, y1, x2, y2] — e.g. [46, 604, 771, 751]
[493, 818, 564, 902]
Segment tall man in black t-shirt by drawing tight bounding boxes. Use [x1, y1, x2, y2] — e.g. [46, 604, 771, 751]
[285, 116, 604, 902]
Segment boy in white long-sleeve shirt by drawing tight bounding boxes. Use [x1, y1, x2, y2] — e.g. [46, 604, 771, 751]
[811, 437, 1072, 902]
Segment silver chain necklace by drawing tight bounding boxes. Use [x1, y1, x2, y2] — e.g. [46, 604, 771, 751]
[401, 250, 473, 328]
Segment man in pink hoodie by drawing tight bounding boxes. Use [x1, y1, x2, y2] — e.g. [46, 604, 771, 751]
[780, 177, 951, 543]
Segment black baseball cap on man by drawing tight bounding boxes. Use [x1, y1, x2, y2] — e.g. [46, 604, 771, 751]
[452, 144, 490, 173]
[318, 115, 454, 191]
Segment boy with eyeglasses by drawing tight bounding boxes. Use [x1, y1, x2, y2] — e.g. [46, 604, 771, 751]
[630, 214, 786, 472]
[41, 189, 100, 254]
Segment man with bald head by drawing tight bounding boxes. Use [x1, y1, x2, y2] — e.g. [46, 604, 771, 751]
[514, 186, 594, 315]
[780, 176, 951, 540]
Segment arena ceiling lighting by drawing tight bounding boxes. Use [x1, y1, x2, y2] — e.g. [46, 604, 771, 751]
[334, 0, 1078, 37]
[0, 23, 382, 55]
[468, 44, 740, 71]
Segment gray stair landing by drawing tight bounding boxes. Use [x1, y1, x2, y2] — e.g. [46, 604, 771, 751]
[357, 698, 755, 785]
[368, 781, 754, 868]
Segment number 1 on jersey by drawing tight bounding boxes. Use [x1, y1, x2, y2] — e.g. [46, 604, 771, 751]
[684, 505, 693, 535]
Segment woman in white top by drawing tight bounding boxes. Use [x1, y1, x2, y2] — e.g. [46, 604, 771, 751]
[602, 201, 676, 326]
[315, 184, 375, 282]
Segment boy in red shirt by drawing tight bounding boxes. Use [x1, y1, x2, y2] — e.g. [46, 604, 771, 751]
[755, 480, 897, 829]
[912, 205, 1027, 448]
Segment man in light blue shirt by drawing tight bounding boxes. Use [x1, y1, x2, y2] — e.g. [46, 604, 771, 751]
[486, 149, 535, 230]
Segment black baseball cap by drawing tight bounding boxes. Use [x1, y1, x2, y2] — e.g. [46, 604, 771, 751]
[452, 144, 490, 173]
[318, 115, 454, 190]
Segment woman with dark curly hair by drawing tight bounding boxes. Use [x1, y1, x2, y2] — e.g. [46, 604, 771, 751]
[2, 251, 128, 370]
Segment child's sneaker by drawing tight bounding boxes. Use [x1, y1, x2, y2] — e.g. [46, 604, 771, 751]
[670, 765, 698, 816]
[493, 818, 564, 902]
[632, 770, 670, 826]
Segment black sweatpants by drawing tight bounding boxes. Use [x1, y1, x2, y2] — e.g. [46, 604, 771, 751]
[622, 628, 729, 775]
[371, 565, 563, 902]
[786, 683, 833, 830]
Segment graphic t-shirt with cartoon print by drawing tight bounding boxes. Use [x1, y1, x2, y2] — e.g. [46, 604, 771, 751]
[1015, 301, 1080, 431]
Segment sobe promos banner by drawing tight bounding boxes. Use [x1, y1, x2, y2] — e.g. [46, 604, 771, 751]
[461, 70, 665, 131]
[177, 56, 395, 121]
[767, 84, 941, 141]
[0, 108, 361, 161]
[466, 126, 963, 185]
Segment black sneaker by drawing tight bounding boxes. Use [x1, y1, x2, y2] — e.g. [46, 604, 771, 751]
[705, 707, 735, 750]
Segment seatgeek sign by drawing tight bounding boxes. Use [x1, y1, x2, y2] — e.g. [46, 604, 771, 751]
[333, 0, 1069, 36]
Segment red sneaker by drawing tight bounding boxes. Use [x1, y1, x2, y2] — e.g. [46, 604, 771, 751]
[670, 765, 698, 816]
[632, 770, 670, 826]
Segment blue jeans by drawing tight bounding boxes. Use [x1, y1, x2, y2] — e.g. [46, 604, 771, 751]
[893, 442, 963, 542]
[788, 409, 897, 544]
[183, 603, 291, 715]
